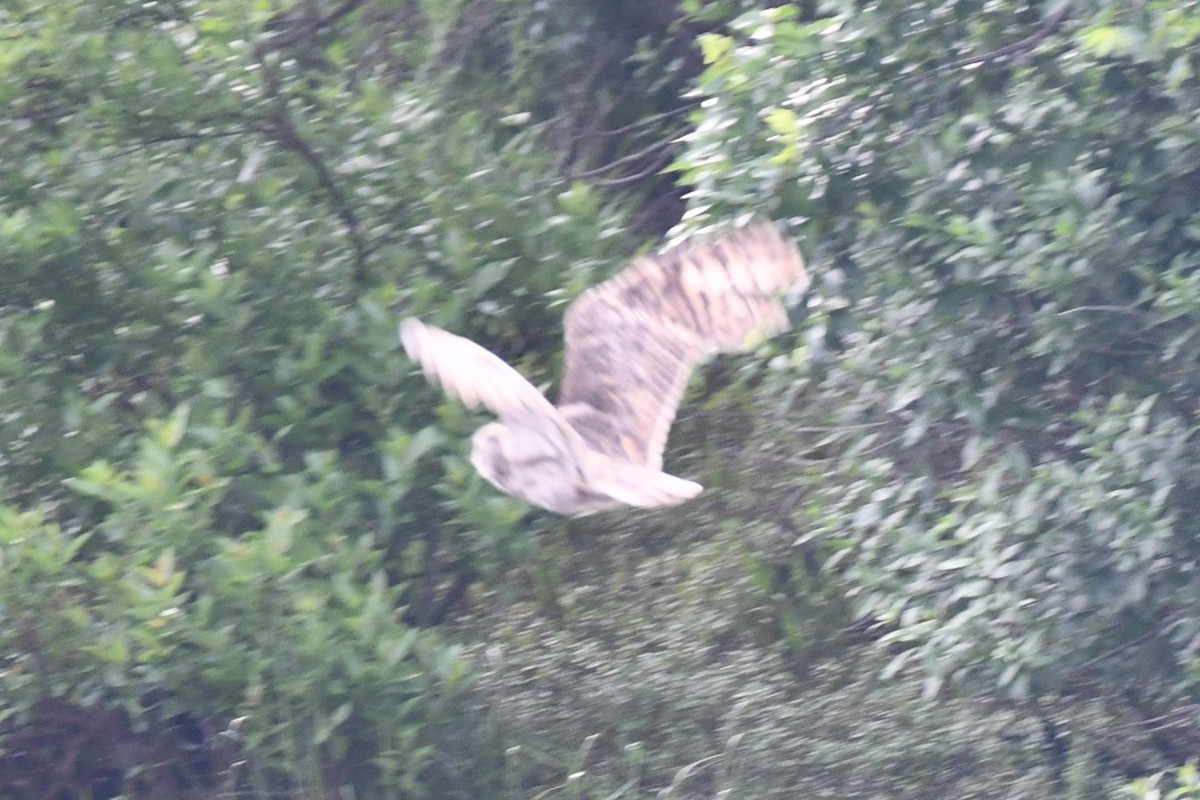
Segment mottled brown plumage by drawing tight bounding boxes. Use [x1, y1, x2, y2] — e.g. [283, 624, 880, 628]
[401, 222, 807, 515]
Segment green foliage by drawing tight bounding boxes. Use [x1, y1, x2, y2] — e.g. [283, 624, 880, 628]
[1126, 763, 1200, 800]
[0, 0, 640, 795]
[0, 0, 636, 602]
[675, 0, 1200, 703]
[5, 0, 1200, 795]
[0, 411, 484, 795]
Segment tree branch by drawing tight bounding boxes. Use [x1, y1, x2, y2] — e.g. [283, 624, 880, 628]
[253, 40, 369, 289]
[930, 3, 1073, 75]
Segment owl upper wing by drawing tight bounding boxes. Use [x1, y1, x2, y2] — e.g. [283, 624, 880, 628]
[401, 318, 577, 438]
[557, 223, 808, 470]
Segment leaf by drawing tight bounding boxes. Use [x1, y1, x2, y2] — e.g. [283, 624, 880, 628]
[1078, 24, 1143, 58]
[764, 107, 798, 136]
[698, 33, 733, 65]
[149, 405, 190, 450]
[466, 258, 513, 299]
[64, 461, 120, 500]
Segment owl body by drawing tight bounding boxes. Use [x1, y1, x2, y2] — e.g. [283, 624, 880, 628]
[402, 222, 807, 515]
[469, 421, 611, 515]
[469, 417, 703, 515]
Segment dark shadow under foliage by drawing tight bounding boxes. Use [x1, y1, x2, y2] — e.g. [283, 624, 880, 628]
[0, 699, 227, 800]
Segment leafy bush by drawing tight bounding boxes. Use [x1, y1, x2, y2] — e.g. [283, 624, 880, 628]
[0, 407, 483, 796]
[675, 0, 1200, 704]
[0, 0, 640, 795]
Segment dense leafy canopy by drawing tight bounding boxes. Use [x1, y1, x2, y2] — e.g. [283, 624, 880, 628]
[0, 0, 639, 794]
[677, 0, 1200, 702]
[1, 0, 1198, 797]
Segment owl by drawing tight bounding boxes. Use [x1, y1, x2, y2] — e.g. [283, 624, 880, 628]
[400, 222, 808, 515]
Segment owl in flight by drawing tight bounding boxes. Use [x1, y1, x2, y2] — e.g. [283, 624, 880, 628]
[401, 222, 808, 516]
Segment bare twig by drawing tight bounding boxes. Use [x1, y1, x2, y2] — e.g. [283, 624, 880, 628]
[585, 147, 678, 188]
[569, 127, 687, 181]
[573, 106, 691, 141]
[1053, 304, 1147, 318]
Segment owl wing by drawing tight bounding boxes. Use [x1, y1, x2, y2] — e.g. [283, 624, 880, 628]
[400, 318, 581, 443]
[558, 223, 808, 470]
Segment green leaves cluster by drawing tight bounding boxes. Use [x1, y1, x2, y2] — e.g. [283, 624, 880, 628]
[677, 0, 1200, 704]
[4, 0, 1200, 793]
[0, 0, 639, 795]
[1, 410, 468, 794]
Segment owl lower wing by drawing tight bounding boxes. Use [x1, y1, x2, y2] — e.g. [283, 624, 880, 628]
[400, 319, 577, 439]
[590, 463, 703, 508]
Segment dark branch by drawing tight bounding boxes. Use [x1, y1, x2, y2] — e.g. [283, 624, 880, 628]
[261, 0, 369, 52]
[930, 3, 1073, 75]
[253, 41, 370, 289]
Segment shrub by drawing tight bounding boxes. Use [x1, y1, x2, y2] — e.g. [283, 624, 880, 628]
[675, 1, 1200, 702]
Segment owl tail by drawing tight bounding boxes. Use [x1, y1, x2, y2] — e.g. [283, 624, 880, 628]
[591, 467, 703, 510]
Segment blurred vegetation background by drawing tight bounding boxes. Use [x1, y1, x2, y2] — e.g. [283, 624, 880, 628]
[1, 0, 1198, 798]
